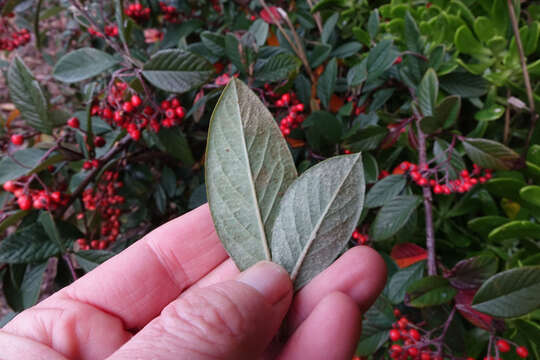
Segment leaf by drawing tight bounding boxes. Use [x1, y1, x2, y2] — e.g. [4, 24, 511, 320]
[371, 195, 422, 241]
[449, 255, 499, 290]
[38, 211, 64, 251]
[256, 53, 301, 83]
[454, 25, 490, 57]
[142, 49, 214, 93]
[347, 60, 367, 87]
[472, 266, 540, 318]
[365, 175, 406, 208]
[484, 177, 525, 201]
[462, 138, 520, 170]
[249, 19, 269, 46]
[390, 243, 428, 269]
[7, 56, 50, 134]
[205, 79, 297, 271]
[433, 139, 465, 179]
[322, 12, 339, 43]
[75, 250, 115, 272]
[3, 262, 48, 312]
[53, 48, 120, 83]
[417, 68, 438, 117]
[474, 105, 505, 122]
[367, 9, 379, 40]
[520, 186, 540, 208]
[302, 111, 342, 143]
[386, 261, 425, 304]
[421, 96, 461, 133]
[439, 71, 489, 98]
[0, 148, 47, 184]
[366, 39, 399, 82]
[407, 276, 457, 308]
[356, 295, 394, 355]
[331, 42, 363, 59]
[309, 44, 332, 68]
[0, 224, 59, 263]
[271, 154, 364, 289]
[156, 128, 195, 166]
[317, 58, 337, 109]
[468, 216, 510, 238]
[488, 221, 540, 241]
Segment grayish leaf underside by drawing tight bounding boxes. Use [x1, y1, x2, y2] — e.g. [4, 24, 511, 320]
[271, 154, 365, 289]
[206, 79, 297, 271]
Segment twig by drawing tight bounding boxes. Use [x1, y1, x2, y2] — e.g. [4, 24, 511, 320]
[305, 0, 323, 36]
[61, 135, 132, 217]
[507, 0, 538, 151]
[63, 254, 78, 281]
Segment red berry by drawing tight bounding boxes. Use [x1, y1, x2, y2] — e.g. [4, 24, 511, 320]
[165, 108, 176, 119]
[417, 178, 428, 186]
[102, 108, 113, 119]
[3, 180, 16, 192]
[171, 98, 180, 108]
[161, 100, 171, 110]
[516, 346, 529, 358]
[390, 344, 403, 354]
[175, 106, 185, 119]
[94, 136, 106, 147]
[77, 238, 86, 246]
[496, 339, 511, 353]
[17, 195, 31, 210]
[393, 309, 401, 317]
[398, 317, 408, 329]
[433, 184, 443, 194]
[50, 191, 61, 203]
[131, 94, 142, 107]
[394, 56, 403, 64]
[408, 347, 419, 357]
[11, 134, 23, 145]
[421, 353, 431, 360]
[67, 117, 80, 128]
[83, 161, 93, 170]
[389, 329, 401, 342]
[460, 169, 470, 178]
[122, 101, 134, 113]
[90, 240, 99, 249]
[281, 93, 291, 104]
[409, 328, 421, 341]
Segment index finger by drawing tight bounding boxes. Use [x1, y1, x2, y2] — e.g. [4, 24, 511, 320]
[39, 204, 229, 330]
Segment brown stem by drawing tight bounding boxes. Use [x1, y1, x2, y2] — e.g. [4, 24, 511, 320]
[61, 135, 132, 217]
[503, 89, 511, 145]
[507, 0, 538, 151]
[63, 254, 78, 281]
[305, 0, 323, 36]
[417, 119, 437, 276]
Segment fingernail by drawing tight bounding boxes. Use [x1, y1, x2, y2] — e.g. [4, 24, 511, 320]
[237, 261, 291, 305]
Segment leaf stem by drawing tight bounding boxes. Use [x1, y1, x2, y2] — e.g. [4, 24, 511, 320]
[507, 0, 538, 151]
[63, 254, 78, 281]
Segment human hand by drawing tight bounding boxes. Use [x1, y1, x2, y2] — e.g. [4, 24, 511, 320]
[0, 204, 386, 360]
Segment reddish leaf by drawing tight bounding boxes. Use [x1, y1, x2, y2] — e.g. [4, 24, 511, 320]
[260, 6, 282, 24]
[454, 289, 503, 332]
[391, 243, 428, 268]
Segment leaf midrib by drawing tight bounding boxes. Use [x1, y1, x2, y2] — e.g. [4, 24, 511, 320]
[233, 81, 271, 260]
[290, 155, 359, 281]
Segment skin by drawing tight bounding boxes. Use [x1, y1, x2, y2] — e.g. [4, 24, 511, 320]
[0, 204, 387, 360]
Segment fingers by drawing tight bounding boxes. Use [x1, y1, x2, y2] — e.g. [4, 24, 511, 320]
[277, 292, 362, 360]
[0, 331, 69, 360]
[40, 204, 228, 330]
[109, 262, 293, 360]
[287, 246, 387, 332]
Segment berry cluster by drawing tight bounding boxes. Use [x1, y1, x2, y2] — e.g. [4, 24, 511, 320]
[272, 92, 305, 136]
[346, 96, 368, 116]
[3, 180, 68, 211]
[78, 171, 124, 250]
[493, 339, 528, 359]
[0, 16, 30, 51]
[352, 228, 369, 245]
[88, 25, 118, 38]
[92, 82, 185, 141]
[390, 161, 492, 195]
[388, 314, 436, 360]
[158, 2, 180, 23]
[125, 3, 151, 23]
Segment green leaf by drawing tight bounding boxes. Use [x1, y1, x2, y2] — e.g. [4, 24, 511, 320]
[347, 60, 367, 87]
[331, 42, 363, 59]
[75, 250, 115, 272]
[356, 295, 394, 355]
[271, 154, 365, 289]
[0, 224, 60, 263]
[363, 153, 379, 184]
[311, 0, 347, 13]
[0, 148, 47, 184]
[421, 96, 461, 133]
[365, 175, 406, 208]
[371, 195, 422, 241]
[366, 39, 399, 82]
[489, 221, 540, 241]
[454, 25, 491, 57]
[8, 56, 50, 134]
[417, 68, 438, 117]
[156, 128, 195, 166]
[433, 139, 465, 179]
[249, 19, 269, 47]
[0, 210, 29, 233]
[317, 58, 337, 109]
[256, 53, 301, 83]
[449, 255, 499, 289]
[309, 44, 332, 68]
[468, 216, 510, 238]
[439, 71, 489, 97]
[38, 211, 64, 252]
[408, 276, 457, 308]
[462, 138, 520, 170]
[484, 177, 525, 201]
[474, 17, 496, 42]
[302, 111, 342, 143]
[205, 79, 297, 271]
[3, 262, 47, 311]
[142, 49, 214, 93]
[474, 105, 505, 122]
[322, 12, 339, 44]
[53, 48, 120, 83]
[472, 266, 540, 318]
[367, 9, 379, 40]
[527, 145, 540, 167]
[386, 261, 425, 304]
[201, 31, 226, 56]
[404, 11, 422, 53]
[520, 186, 540, 208]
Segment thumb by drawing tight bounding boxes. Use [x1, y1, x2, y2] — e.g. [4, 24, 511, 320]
[109, 261, 293, 360]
